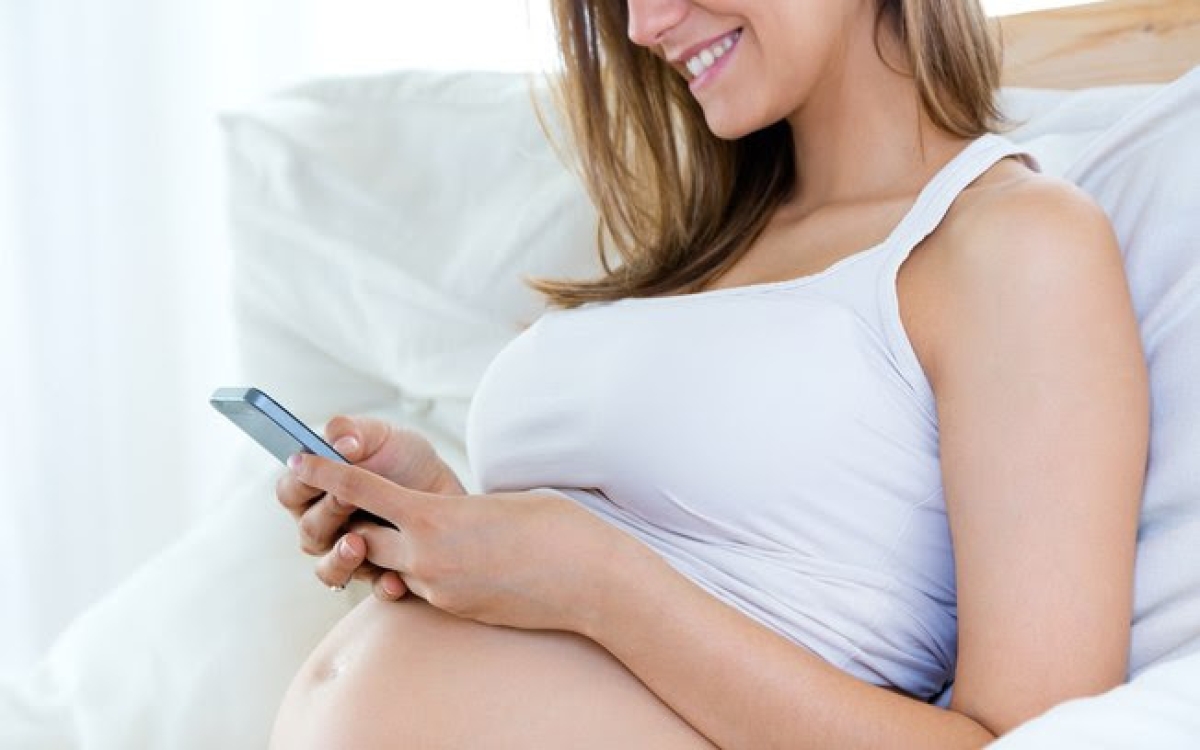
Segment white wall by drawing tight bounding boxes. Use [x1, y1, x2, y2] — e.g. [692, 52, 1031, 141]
[306, 1, 1098, 78]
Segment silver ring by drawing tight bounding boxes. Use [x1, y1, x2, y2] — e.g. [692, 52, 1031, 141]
[328, 583, 346, 592]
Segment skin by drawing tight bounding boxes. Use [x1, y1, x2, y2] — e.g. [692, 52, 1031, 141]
[271, 0, 1149, 746]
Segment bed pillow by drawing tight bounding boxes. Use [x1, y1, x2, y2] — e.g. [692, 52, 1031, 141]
[997, 83, 1160, 175]
[218, 71, 603, 490]
[1066, 65, 1200, 677]
[993, 649, 1200, 748]
[990, 65, 1200, 749]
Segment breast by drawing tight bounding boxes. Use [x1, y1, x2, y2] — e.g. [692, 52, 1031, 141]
[465, 286, 956, 697]
[470, 291, 940, 559]
[271, 597, 716, 749]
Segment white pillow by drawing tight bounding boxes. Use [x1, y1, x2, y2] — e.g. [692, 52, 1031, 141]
[987, 64, 1200, 748]
[219, 70, 604, 489]
[998, 83, 1161, 176]
[1066, 66, 1200, 676]
[992, 648, 1200, 748]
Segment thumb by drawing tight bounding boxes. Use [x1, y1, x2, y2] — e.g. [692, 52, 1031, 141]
[332, 433, 362, 462]
[327, 415, 398, 467]
[325, 415, 364, 461]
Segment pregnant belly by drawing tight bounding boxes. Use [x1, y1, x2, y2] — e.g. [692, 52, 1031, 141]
[271, 596, 716, 749]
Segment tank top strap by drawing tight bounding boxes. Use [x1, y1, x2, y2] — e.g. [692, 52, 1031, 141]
[885, 133, 1040, 262]
[872, 133, 1039, 420]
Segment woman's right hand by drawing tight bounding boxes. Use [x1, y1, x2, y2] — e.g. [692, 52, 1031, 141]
[275, 415, 466, 599]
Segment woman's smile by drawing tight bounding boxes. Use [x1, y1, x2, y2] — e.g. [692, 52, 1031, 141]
[678, 28, 743, 92]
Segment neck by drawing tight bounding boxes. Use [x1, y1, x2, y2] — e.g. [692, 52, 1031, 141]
[784, 16, 969, 216]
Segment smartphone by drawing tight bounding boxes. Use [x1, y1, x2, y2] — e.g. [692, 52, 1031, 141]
[210, 386, 392, 527]
[210, 387, 346, 465]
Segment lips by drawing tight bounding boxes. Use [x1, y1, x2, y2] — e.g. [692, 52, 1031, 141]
[684, 28, 741, 79]
[669, 28, 743, 79]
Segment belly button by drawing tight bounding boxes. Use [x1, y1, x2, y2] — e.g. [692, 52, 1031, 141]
[310, 652, 349, 684]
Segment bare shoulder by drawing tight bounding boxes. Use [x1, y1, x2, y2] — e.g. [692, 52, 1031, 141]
[900, 159, 1128, 382]
[938, 162, 1121, 274]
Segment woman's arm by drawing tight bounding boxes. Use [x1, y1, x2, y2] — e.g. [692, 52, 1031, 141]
[911, 176, 1148, 732]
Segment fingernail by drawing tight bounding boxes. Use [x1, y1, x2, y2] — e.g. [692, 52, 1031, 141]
[381, 576, 402, 598]
[287, 454, 304, 472]
[337, 537, 357, 560]
[333, 436, 359, 456]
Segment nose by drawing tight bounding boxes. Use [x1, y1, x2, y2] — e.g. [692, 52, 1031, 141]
[626, 0, 689, 48]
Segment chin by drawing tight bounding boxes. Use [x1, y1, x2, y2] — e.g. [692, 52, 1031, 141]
[702, 108, 767, 142]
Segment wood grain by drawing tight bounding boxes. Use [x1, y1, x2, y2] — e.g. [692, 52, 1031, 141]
[998, 0, 1200, 88]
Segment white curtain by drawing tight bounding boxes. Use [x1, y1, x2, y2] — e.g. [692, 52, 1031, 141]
[0, 0, 317, 676]
[0, 0, 555, 682]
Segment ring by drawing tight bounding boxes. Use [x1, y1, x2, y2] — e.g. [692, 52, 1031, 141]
[329, 583, 346, 592]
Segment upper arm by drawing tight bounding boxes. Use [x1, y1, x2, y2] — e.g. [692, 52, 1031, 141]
[910, 177, 1149, 734]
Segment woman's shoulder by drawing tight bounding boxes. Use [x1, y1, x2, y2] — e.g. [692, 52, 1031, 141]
[900, 155, 1128, 381]
[935, 157, 1120, 274]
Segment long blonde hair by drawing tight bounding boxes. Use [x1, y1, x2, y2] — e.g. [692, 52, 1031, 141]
[529, 0, 1005, 308]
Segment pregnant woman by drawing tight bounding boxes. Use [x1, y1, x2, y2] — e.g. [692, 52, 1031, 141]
[270, 0, 1148, 746]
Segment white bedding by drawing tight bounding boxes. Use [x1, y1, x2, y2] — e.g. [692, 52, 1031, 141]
[992, 651, 1200, 747]
[1, 68, 1197, 748]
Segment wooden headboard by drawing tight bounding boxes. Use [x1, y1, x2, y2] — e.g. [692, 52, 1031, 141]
[997, 0, 1200, 88]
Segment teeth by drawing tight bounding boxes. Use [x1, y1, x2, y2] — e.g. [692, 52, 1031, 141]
[686, 30, 739, 79]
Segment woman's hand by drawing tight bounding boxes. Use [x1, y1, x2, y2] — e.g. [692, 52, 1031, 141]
[275, 416, 466, 599]
[287, 453, 635, 634]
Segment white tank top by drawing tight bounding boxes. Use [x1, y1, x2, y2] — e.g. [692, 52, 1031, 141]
[466, 134, 1038, 698]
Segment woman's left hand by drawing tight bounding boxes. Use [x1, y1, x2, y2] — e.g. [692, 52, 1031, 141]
[287, 453, 634, 634]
